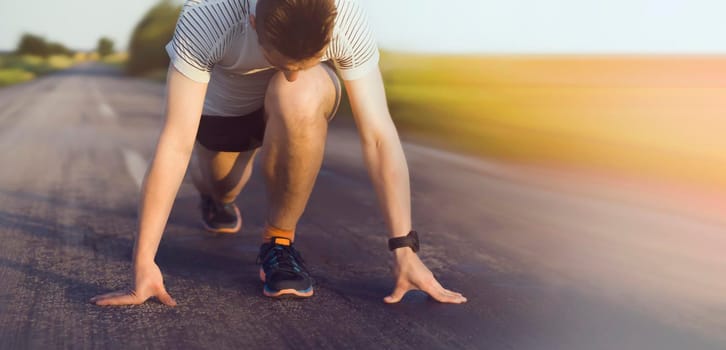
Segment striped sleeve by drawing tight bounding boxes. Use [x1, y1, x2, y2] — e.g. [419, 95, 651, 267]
[165, 0, 249, 83]
[328, 0, 380, 80]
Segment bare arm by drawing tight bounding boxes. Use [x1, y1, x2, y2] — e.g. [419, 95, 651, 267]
[91, 65, 207, 306]
[345, 69, 411, 239]
[134, 66, 207, 266]
[345, 67, 466, 304]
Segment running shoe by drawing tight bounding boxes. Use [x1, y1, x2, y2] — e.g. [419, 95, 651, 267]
[257, 237, 313, 298]
[200, 194, 242, 234]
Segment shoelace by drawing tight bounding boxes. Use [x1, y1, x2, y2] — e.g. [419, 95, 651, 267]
[258, 245, 307, 274]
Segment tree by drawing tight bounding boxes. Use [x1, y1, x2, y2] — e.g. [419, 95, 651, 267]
[97, 37, 115, 57]
[15, 33, 73, 57]
[47, 42, 74, 56]
[16, 34, 49, 57]
[126, 0, 182, 75]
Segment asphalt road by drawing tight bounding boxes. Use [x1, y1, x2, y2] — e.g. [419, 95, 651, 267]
[0, 63, 724, 350]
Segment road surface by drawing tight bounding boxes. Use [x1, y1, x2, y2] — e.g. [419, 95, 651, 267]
[0, 64, 724, 349]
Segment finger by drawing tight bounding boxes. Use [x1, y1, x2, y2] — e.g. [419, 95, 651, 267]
[441, 288, 464, 298]
[95, 293, 144, 306]
[431, 288, 466, 304]
[156, 290, 177, 307]
[428, 278, 463, 297]
[421, 283, 467, 304]
[384, 284, 413, 304]
[441, 288, 467, 303]
[90, 291, 127, 303]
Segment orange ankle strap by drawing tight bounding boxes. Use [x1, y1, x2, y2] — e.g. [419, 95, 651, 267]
[263, 224, 295, 243]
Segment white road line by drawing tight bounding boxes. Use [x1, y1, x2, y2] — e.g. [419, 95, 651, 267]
[122, 148, 148, 189]
[89, 77, 142, 188]
[99, 102, 116, 120]
[88, 79, 118, 121]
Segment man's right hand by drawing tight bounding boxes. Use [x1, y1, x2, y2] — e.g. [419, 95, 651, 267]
[90, 262, 177, 306]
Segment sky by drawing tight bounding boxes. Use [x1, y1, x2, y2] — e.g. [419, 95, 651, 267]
[0, 0, 724, 53]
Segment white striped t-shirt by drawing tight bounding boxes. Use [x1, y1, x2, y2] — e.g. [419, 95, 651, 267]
[165, 0, 380, 116]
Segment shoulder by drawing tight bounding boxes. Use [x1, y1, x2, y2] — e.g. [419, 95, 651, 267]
[333, 0, 369, 29]
[178, 0, 252, 30]
[327, 0, 379, 80]
[173, 0, 252, 60]
[168, 0, 253, 82]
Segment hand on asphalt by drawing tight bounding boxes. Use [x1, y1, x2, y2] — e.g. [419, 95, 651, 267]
[90, 262, 177, 307]
[384, 249, 467, 304]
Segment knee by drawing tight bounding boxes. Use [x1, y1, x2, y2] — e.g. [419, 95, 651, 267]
[264, 69, 329, 128]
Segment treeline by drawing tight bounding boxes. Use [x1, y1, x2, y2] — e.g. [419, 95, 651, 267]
[13, 33, 116, 59]
[125, 0, 182, 76]
[5, 0, 182, 81]
[1, 33, 117, 87]
[15, 34, 75, 57]
[1, 0, 182, 87]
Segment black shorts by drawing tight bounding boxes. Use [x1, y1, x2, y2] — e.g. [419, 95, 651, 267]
[196, 63, 342, 153]
[196, 108, 267, 152]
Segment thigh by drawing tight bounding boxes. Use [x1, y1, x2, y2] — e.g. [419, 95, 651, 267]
[193, 142, 258, 183]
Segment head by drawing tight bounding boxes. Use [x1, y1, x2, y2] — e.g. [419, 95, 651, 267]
[251, 0, 337, 81]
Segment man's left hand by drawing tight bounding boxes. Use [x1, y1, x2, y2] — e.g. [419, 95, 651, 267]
[384, 249, 467, 304]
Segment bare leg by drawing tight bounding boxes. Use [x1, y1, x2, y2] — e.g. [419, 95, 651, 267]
[262, 65, 337, 231]
[190, 142, 258, 204]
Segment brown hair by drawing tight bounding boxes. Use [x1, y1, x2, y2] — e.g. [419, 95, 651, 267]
[255, 0, 337, 60]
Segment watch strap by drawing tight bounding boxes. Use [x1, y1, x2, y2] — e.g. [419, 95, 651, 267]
[388, 230, 420, 253]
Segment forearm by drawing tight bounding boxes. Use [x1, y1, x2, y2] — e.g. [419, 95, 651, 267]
[361, 134, 412, 238]
[133, 135, 193, 267]
[345, 69, 467, 304]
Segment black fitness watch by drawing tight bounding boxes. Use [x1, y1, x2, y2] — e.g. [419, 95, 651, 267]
[388, 230, 420, 253]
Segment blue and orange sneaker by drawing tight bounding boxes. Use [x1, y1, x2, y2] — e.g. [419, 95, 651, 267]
[200, 194, 242, 234]
[257, 237, 313, 298]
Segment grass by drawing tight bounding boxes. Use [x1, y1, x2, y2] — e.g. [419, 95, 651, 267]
[379, 52, 726, 190]
[0, 68, 35, 87]
[101, 52, 129, 69]
[0, 54, 78, 87]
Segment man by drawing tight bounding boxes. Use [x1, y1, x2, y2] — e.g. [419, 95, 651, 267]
[91, 0, 466, 305]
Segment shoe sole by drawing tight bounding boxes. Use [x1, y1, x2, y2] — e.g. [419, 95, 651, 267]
[201, 205, 242, 234]
[259, 268, 314, 298]
[263, 286, 314, 298]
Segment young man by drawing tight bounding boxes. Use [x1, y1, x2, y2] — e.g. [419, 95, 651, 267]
[91, 0, 466, 305]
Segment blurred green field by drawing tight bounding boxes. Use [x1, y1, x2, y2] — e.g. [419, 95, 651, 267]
[100, 52, 129, 68]
[380, 52, 726, 189]
[0, 54, 77, 87]
[0, 68, 35, 87]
